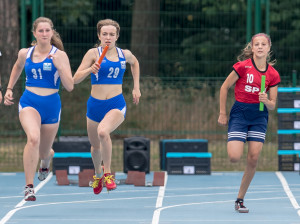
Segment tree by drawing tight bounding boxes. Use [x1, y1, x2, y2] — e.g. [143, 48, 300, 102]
[45, 0, 93, 26]
[131, 0, 160, 77]
[0, 0, 19, 88]
[0, 0, 20, 130]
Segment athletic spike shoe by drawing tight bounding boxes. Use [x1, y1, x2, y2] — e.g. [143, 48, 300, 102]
[24, 185, 36, 201]
[235, 199, 249, 213]
[104, 173, 116, 191]
[38, 168, 50, 181]
[90, 175, 103, 194]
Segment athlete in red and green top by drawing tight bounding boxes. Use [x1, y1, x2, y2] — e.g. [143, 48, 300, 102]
[218, 33, 280, 213]
[233, 57, 280, 104]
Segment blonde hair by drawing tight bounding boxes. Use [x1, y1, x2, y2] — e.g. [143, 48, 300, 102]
[31, 17, 64, 51]
[237, 33, 276, 65]
[95, 19, 120, 47]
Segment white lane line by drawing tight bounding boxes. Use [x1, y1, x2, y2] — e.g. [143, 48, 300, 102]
[1, 194, 159, 223]
[0, 173, 17, 176]
[155, 172, 168, 208]
[276, 171, 300, 212]
[152, 172, 168, 224]
[0, 172, 53, 224]
[152, 196, 290, 224]
[1, 195, 290, 224]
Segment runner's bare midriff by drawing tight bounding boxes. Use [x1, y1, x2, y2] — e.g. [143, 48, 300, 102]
[91, 84, 122, 100]
[26, 86, 58, 96]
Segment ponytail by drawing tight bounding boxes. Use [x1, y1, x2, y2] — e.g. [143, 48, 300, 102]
[51, 30, 64, 51]
[237, 42, 252, 62]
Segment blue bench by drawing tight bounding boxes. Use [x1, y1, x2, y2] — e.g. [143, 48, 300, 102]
[278, 87, 300, 92]
[166, 152, 212, 175]
[166, 152, 212, 158]
[53, 152, 92, 158]
[277, 150, 300, 172]
[52, 139, 94, 174]
[160, 139, 208, 170]
[52, 151, 93, 174]
[277, 150, 300, 156]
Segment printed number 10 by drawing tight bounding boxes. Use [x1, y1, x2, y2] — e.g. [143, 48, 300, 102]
[247, 73, 253, 83]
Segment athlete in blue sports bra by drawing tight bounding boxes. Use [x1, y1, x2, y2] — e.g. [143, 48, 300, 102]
[73, 19, 141, 194]
[4, 17, 73, 201]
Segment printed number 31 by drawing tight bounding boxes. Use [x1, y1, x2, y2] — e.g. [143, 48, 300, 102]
[32, 68, 43, 79]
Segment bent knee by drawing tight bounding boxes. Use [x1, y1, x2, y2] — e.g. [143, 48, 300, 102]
[27, 135, 40, 147]
[247, 155, 259, 167]
[229, 156, 240, 163]
[97, 129, 109, 140]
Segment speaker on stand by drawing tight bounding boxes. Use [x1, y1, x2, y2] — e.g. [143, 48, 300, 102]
[123, 136, 150, 173]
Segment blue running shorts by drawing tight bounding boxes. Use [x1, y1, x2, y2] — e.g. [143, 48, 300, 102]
[228, 101, 268, 143]
[19, 89, 61, 124]
[86, 93, 126, 123]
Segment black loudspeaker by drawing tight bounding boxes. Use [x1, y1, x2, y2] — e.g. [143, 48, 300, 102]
[123, 136, 150, 173]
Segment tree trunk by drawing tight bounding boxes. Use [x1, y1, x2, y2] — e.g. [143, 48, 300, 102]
[0, 0, 19, 87]
[131, 0, 160, 77]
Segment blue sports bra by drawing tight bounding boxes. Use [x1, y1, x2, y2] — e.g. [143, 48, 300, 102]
[91, 47, 126, 85]
[25, 46, 60, 89]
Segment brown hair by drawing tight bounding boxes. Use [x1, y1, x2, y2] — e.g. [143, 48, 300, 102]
[95, 19, 120, 47]
[31, 17, 64, 51]
[237, 33, 276, 65]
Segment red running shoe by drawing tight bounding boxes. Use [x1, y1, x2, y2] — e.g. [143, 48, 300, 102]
[90, 175, 103, 194]
[104, 173, 116, 191]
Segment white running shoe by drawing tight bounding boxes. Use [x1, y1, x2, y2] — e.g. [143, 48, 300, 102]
[235, 199, 249, 213]
[24, 185, 36, 201]
[38, 149, 54, 181]
[38, 168, 50, 181]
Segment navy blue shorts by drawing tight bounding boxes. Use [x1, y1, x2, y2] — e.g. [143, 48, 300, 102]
[86, 93, 126, 123]
[19, 89, 61, 124]
[228, 101, 268, 143]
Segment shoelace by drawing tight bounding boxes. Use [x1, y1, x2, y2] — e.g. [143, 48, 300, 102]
[104, 175, 114, 184]
[238, 201, 246, 208]
[90, 176, 101, 188]
[24, 187, 34, 195]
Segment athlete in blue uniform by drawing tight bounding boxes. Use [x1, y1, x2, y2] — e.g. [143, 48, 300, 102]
[4, 17, 73, 201]
[73, 19, 141, 194]
[218, 33, 280, 213]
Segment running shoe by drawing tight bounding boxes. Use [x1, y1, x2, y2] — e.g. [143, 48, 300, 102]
[104, 173, 116, 191]
[235, 199, 249, 213]
[38, 168, 50, 181]
[38, 150, 54, 181]
[90, 175, 104, 194]
[24, 185, 36, 201]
